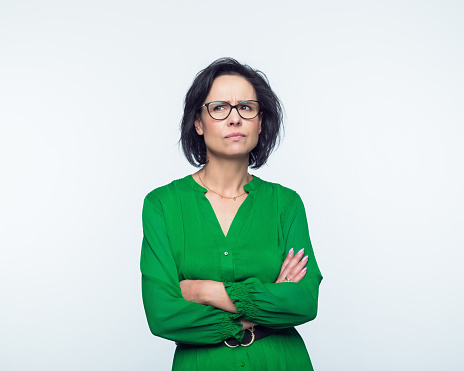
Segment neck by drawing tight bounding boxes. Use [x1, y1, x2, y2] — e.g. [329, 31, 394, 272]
[199, 157, 251, 197]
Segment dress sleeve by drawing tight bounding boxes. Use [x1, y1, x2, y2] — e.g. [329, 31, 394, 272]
[223, 192, 323, 329]
[141, 194, 244, 344]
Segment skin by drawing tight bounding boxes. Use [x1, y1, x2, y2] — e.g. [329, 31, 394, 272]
[194, 75, 262, 237]
[180, 75, 308, 330]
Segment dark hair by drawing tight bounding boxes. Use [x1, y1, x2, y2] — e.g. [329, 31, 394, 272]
[180, 57, 283, 169]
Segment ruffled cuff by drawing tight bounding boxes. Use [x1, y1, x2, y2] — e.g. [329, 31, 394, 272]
[224, 281, 258, 322]
[218, 312, 244, 342]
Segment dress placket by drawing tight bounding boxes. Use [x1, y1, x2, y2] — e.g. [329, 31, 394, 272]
[195, 181, 255, 283]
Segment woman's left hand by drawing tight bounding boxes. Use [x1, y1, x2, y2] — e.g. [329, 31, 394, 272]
[275, 247, 308, 283]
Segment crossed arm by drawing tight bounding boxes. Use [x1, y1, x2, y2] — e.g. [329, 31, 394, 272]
[142, 190, 322, 344]
[179, 247, 309, 330]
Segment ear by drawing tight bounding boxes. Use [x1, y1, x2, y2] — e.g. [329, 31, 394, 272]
[194, 115, 204, 135]
[257, 112, 263, 134]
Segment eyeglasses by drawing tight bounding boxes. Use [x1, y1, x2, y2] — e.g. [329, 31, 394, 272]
[200, 100, 261, 120]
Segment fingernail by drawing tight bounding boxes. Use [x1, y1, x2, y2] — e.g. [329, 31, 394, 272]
[288, 248, 294, 255]
[302, 255, 309, 262]
[297, 248, 304, 255]
[301, 267, 307, 274]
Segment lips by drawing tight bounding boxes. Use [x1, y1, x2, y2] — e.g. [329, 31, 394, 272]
[225, 132, 245, 138]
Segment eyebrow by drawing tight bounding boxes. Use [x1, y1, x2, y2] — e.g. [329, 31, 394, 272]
[209, 100, 252, 104]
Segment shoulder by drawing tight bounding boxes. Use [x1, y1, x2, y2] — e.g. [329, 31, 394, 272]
[144, 175, 194, 206]
[253, 176, 306, 218]
[255, 177, 302, 203]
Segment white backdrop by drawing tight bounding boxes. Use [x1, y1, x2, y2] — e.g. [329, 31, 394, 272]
[1, 1, 463, 370]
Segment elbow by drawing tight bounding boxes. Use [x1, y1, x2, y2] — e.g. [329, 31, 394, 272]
[147, 317, 164, 337]
[146, 314, 179, 342]
[148, 324, 171, 340]
[298, 292, 319, 324]
[305, 299, 319, 322]
[301, 278, 321, 323]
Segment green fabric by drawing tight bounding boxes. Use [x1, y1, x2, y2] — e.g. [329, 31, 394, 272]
[141, 175, 322, 370]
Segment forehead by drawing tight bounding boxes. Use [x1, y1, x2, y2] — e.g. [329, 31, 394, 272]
[206, 75, 257, 101]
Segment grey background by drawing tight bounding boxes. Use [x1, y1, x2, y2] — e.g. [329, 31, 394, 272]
[1, 1, 463, 370]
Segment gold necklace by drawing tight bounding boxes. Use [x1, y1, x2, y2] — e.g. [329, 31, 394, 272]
[198, 172, 249, 201]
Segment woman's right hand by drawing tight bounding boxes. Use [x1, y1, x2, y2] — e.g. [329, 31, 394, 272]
[275, 248, 308, 283]
[240, 319, 255, 331]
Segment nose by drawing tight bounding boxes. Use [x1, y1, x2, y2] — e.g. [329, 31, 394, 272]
[227, 106, 242, 126]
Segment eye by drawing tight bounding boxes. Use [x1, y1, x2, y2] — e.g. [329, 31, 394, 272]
[238, 101, 258, 112]
[209, 102, 228, 111]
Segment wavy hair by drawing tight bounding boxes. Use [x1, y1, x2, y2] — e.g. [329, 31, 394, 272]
[180, 57, 283, 169]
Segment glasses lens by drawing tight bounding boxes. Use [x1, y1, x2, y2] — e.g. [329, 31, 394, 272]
[207, 102, 231, 120]
[237, 101, 260, 119]
[207, 101, 260, 120]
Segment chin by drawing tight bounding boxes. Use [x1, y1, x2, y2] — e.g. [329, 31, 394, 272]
[206, 142, 258, 160]
[206, 149, 250, 161]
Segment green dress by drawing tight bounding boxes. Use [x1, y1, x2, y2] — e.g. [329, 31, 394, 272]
[141, 175, 322, 370]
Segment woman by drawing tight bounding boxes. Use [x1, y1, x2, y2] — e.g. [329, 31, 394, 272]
[141, 58, 322, 370]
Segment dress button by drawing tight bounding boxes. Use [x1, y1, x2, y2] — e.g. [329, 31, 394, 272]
[240, 362, 245, 367]
[224, 251, 229, 256]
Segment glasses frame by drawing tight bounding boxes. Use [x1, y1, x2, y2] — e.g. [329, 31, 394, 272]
[200, 100, 261, 120]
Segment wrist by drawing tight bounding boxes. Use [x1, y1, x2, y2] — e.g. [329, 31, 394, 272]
[198, 280, 214, 305]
